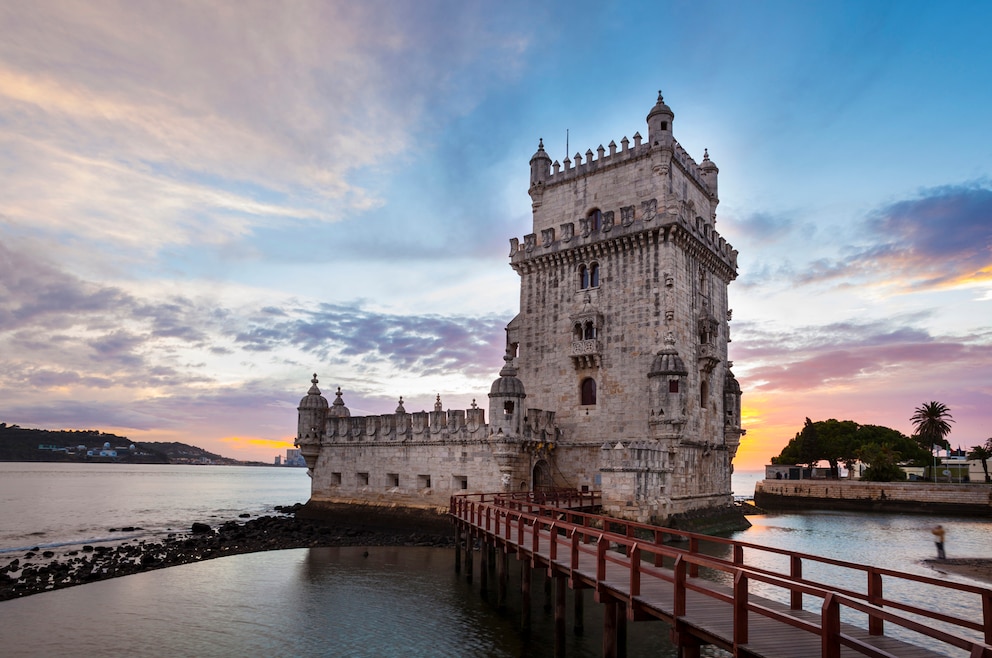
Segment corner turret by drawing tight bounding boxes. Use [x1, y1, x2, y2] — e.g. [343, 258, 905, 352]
[489, 349, 526, 438]
[700, 148, 719, 202]
[528, 138, 552, 209]
[296, 373, 328, 472]
[646, 91, 674, 148]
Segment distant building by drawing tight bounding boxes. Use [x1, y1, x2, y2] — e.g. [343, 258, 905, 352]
[274, 455, 282, 466]
[297, 94, 744, 526]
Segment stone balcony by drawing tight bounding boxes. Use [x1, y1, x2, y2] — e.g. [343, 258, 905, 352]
[571, 339, 601, 369]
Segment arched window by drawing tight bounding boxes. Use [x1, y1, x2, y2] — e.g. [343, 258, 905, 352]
[580, 377, 597, 406]
[579, 264, 589, 289]
[573, 323, 583, 340]
[700, 380, 708, 408]
[583, 322, 596, 340]
[589, 263, 600, 287]
[588, 209, 602, 232]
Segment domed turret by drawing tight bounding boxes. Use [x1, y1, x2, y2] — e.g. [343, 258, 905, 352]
[647, 91, 675, 147]
[297, 374, 328, 438]
[329, 386, 350, 418]
[489, 350, 526, 437]
[648, 334, 688, 433]
[700, 148, 719, 199]
[529, 138, 552, 201]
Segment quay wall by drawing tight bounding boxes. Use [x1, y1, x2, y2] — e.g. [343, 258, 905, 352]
[754, 480, 992, 516]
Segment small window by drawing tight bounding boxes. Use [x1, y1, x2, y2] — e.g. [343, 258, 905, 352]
[661, 121, 668, 131]
[453, 475, 468, 490]
[504, 400, 514, 415]
[583, 322, 596, 340]
[387, 473, 399, 487]
[700, 380, 709, 408]
[669, 380, 679, 393]
[580, 377, 597, 405]
[580, 265, 589, 289]
[418, 474, 432, 489]
[573, 323, 583, 340]
[590, 263, 599, 287]
[358, 472, 369, 486]
[331, 472, 342, 485]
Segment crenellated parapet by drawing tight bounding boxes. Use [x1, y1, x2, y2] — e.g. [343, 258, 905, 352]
[322, 405, 488, 444]
[509, 198, 738, 276]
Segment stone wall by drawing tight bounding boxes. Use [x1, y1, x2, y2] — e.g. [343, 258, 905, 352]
[755, 480, 992, 516]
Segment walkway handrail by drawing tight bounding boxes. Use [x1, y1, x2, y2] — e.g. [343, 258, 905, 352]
[451, 491, 992, 656]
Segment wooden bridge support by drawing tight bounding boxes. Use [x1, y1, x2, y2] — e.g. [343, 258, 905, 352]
[454, 526, 461, 574]
[574, 587, 585, 635]
[465, 530, 474, 584]
[544, 570, 552, 612]
[497, 548, 509, 609]
[554, 573, 567, 658]
[521, 559, 532, 631]
[480, 537, 489, 595]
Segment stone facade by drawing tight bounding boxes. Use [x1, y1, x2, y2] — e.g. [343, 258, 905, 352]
[297, 94, 744, 524]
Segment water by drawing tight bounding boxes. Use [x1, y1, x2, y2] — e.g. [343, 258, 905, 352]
[0, 462, 310, 553]
[1, 463, 990, 656]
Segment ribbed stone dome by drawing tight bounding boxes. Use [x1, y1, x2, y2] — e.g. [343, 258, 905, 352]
[725, 368, 741, 394]
[328, 386, 350, 418]
[647, 91, 674, 121]
[648, 333, 687, 377]
[489, 355, 527, 398]
[298, 373, 329, 409]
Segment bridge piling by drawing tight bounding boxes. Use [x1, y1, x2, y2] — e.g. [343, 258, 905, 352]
[521, 559, 532, 631]
[554, 573, 567, 657]
[480, 537, 489, 595]
[574, 587, 585, 635]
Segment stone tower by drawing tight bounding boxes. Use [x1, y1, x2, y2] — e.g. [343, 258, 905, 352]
[506, 92, 743, 523]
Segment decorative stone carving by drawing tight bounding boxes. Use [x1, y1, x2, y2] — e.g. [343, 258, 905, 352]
[602, 210, 614, 232]
[620, 205, 635, 227]
[642, 198, 657, 221]
[560, 222, 574, 242]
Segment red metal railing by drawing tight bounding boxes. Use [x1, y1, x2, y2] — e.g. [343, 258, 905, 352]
[451, 491, 992, 658]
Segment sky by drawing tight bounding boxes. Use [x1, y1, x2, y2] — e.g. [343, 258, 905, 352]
[1, 1, 990, 469]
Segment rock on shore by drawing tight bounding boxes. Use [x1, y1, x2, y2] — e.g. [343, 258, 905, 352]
[0, 504, 455, 602]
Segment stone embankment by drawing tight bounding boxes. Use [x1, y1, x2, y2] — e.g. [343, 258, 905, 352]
[0, 503, 455, 602]
[755, 480, 992, 516]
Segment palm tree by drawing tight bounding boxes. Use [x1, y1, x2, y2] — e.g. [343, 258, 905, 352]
[968, 441, 992, 483]
[910, 401, 954, 450]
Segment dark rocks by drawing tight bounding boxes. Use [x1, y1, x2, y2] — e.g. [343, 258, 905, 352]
[1, 505, 455, 602]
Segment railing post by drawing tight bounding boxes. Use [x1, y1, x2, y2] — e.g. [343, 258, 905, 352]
[689, 537, 699, 577]
[629, 543, 641, 597]
[517, 515, 524, 546]
[733, 571, 749, 648]
[597, 534, 607, 583]
[733, 544, 743, 565]
[983, 589, 992, 645]
[654, 529, 664, 567]
[821, 592, 841, 658]
[549, 522, 558, 561]
[790, 555, 802, 610]
[868, 570, 883, 635]
[485, 506, 491, 532]
[571, 528, 580, 570]
[673, 555, 686, 617]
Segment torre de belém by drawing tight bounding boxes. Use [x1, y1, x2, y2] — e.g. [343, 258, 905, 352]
[296, 93, 745, 529]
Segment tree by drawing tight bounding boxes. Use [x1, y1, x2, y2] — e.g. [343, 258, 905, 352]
[910, 401, 954, 450]
[858, 442, 908, 482]
[771, 418, 922, 477]
[968, 440, 992, 483]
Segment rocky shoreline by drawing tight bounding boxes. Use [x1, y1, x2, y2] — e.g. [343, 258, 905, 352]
[0, 503, 456, 602]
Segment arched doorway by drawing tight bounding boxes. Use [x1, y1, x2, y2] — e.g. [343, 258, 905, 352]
[533, 459, 553, 492]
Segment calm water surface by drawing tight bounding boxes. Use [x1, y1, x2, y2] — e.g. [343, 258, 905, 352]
[1, 463, 989, 656]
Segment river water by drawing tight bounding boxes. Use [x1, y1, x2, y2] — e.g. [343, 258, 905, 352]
[1, 463, 989, 656]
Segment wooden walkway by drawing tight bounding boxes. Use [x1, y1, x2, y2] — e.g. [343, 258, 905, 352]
[451, 491, 992, 658]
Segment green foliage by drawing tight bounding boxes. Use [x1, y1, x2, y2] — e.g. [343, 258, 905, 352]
[967, 440, 992, 483]
[859, 442, 909, 482]
[772, 418, 925, 475]
[910, 401, 954, 449]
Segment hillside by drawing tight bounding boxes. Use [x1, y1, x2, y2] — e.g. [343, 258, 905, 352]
[0, 423, 251, 464]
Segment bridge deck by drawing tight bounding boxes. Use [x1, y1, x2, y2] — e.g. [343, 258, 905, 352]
[452, 492, 992, 658]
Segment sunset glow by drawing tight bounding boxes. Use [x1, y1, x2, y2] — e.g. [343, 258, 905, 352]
[1, 2, 990, 465]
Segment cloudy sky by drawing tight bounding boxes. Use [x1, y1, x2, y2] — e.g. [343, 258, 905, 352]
[1, 1, 989, 468]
